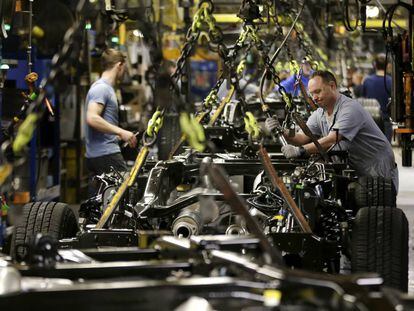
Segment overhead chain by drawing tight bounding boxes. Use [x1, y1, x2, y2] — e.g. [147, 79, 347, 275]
[202, 73, 225, 111]
[170, 28, 199, 99]
[265, 1, 295, 63]
[169, 0, 231, 152]
[294, 22, 328, 70]
[227, 25, 264, 142]
[239, 23, 285, 93]
[261, 3, 319, 112]
[246, 23, 287, 105]
[171, 0, 225, 102]
[173, 20, 263, 145]
[263, 1, 328, 72]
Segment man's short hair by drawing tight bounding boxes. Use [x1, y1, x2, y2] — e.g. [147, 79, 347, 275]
[101, 48, 126, 70]
[310, 70, 337, 86]
[374, 53, 387, 71]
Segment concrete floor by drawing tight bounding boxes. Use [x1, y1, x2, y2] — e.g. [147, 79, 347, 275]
[394, 148, 414, 293]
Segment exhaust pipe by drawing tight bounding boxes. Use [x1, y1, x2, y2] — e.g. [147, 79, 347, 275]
[172, 205, 203, 238]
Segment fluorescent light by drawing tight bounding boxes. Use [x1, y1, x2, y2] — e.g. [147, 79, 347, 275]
[366, 5, 380, 18]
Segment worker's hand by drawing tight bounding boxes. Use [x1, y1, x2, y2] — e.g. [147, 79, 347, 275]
[265, 117, 281, 133]
[281, 144, 307, 159]
[119, 129, 137, 148]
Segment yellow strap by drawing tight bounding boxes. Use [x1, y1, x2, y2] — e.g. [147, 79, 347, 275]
[168, 112, 208, 160]
[96, 145, 149, 229]
[95, 173, 131, 229]
[128, 146, 149, 187]
[244, 112, 261, 140]
[146, 110, 164, 137]
[13, 113, 38, 154]
[295, 22, 304, 32]
[238, 28, 248, 44]
[289, 60, 300, 74]
[237, 60, 246, 76]
[0, 164, 13, 186]
[204, 89, 218, 108]
[275, 61, 283, 73]
[263, 289, 282, 306]
[179, 112, 206, 152]
[273, 215, 284, 221]
[209, 86, 235, 126]
[281, 90, 292, 108]
[240, 24, 260, 45]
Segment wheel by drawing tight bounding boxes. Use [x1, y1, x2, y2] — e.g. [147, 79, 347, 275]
[349, 176, 396, 209]
[351, 206, 408, 291]
[11, 202, 78, 259]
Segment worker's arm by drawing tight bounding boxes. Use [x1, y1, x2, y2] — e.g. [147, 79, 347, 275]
[286, 131, 312, 146]
[86, 101, 137, 147]
[303, 130, 341, 154]
[287, 106, 323, 146]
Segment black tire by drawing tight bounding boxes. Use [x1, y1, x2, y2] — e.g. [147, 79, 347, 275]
[11, 202, 78, 259]
[349, 176, 396, 209]
[351, 206, 408, 292]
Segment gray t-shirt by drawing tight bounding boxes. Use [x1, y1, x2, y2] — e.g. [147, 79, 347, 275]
[85, 78, 121, 158]
[306, 94, 398, 188]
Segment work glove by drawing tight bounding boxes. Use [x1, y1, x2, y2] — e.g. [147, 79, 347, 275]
[281, 144, 307, 159]
[265, 117, 281, 133]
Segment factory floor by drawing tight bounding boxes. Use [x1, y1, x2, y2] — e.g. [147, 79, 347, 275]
[69, 147, 414, 291]
[394, 148, 414, 293]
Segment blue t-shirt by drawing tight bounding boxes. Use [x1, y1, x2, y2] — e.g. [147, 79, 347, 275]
[274, 74, 310, 96]
[362, 74, 392, 117]
[85, 78, 120, 158]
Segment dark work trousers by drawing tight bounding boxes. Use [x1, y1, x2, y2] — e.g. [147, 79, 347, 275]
[383, 118, 393, 143]
[86, 152, 127, 196]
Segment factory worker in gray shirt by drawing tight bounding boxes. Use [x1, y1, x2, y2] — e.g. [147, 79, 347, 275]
[85, 49, 137, 176]
[266, 70, 398, 192]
